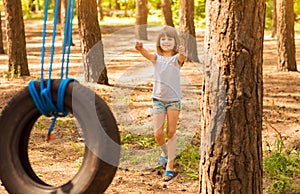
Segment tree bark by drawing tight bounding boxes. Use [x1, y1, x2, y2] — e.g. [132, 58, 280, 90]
[3, 0, 30, 76]
[179, 0, 199, 62]
[56, 0, 62, 25]
[0, 12, 5, 54]
[98, 0, 104, 21]
[199, 0, 265, 193]
[271, 0, 277, 38]
[78, 0, 109, 85]
[135, 0, 148, 40]
[276, 0, 297, 71]
[161, 0, 174, 27]
[60, 0, 67, 38]
[60, 0, 74, 46]
[115, 0, 120, 10]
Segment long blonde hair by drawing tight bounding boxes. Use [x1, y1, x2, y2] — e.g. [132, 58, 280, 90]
[156, 26, 180, 56]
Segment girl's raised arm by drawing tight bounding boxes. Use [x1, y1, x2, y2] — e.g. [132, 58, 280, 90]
[135, 42, 156, 63]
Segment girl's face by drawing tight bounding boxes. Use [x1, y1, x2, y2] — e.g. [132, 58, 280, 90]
[159, 35, 175, 52]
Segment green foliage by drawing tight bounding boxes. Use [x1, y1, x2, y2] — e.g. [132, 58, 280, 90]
[295, 0, 300, 19]
[263, 139, 300, 193]
[21, 0, 32, 19]
[194, 0, 206, 28]
[265, 0, 273, 30]
[17, 0, 300, 31]
[120, 131, 200, 181]
[176, 144, 200, 181]
[265, 0, 300, 31]
[121, 132, 157, 149]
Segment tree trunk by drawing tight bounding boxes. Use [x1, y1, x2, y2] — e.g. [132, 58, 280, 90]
[276, 0, 297, 71]
[56, 0, 62, 24]
[199, 0, 265, 193]
[135, 0, 148, 40]
[161, 0, 174, 27]
[3, 0, 30, 76]
[60, 0, 75, 46]
[271, 0, 277, 37]
[115, 0, 120, 10]
[0, 12, 5, 54]
[78, 0, 109, 85]
[98, 0, 104, 21]
[29, 0, 36, 12]
[179, 0, 199, 62]
[60, 0, 67, 38]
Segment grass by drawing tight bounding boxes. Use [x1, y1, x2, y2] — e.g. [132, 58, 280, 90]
[121, 132, 157, 149]
[263, 139, 300, 193]
[23, 102, 300, 191]
[119, 130, 200, 181]
[119, 130, 300, 193]
[176, 143, 200, 182]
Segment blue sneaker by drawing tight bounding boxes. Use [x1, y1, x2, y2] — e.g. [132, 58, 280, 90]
[163, 170, 175, 181]
[158, 155, 168, 169]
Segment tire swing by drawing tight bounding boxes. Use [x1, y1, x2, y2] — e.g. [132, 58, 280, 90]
[0, 0, 120, 193]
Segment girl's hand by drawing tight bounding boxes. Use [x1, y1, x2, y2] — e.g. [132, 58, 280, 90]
[178, 45, 186, 66]
[135, 41, 143, 51]
[178, 45, 185, 56]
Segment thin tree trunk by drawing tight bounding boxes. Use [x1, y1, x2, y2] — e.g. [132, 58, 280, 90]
[98, 0, 104, 21]
[179, 0, 199, 62]
[115, 0, 120, 10]
[3, 0, 30, 76]
[57, 0, 61, 24]
[78, 0, 109, 85]
[60, 0, 74, 46]
[276, 0, 297, 71]
[161, 0, 174, 27]
[0, 12, 5, 54]
[271, 0, 277, 37]
[29, 0, 36, 12]
[199, 0, 265, 193]
[135, 0, 148, 40]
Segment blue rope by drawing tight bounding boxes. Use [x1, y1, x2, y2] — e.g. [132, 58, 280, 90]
[28, 0, 76, 139]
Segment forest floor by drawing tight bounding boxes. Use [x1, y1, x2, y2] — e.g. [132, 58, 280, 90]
[0, 21, 300, 193]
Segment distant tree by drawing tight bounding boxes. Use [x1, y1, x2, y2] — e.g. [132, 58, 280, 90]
[276, 0, 297, 71]
[3, 0, 30, 76]
[29, 0, 41, 12]
[135, 0, 148, 40]
[179, 0, 199, 62]
[60, 0, 74, 46]
[56, 0, 62, 24]
[271, 0, 277, 37]
[115, 0, 121, 10]
[97, 0, 104, 21]
[0, 11, 5, 54]
[123, 0, 129, 17]
[29, 0, 36, 12]
[60, 0, 67, 35]
[161, 0, 174, 27]
[78, 0, 109, 85]
[199, 0, 265, 192]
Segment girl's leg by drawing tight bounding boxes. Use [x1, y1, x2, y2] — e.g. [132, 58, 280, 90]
[166, 109, 180, 171]
[153, 112, 167, 156]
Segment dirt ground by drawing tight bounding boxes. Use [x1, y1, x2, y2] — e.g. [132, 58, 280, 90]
[0, 21, 300, 194]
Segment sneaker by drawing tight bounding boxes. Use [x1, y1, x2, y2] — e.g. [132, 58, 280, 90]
[158, 155, 168, 169]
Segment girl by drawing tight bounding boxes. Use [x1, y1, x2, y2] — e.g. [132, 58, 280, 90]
[135, 26, 185, 181]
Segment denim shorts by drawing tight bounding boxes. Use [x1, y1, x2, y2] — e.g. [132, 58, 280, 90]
[152, 98, 181, 113]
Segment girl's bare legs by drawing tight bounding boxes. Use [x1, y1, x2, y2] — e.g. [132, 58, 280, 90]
[166, 109, 180, 171]
[153, 112, 167, 156]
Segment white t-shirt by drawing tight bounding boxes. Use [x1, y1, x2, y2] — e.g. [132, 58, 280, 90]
[152, 53, 182, 102]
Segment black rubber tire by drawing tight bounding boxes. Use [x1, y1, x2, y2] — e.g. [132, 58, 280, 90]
[0, 80, 120, 194]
